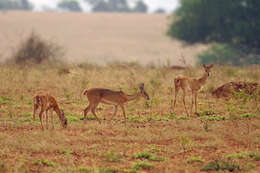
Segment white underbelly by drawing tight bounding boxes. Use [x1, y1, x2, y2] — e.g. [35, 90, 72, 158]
[101, 98, 118, 105]
[184, 85, 192, 91]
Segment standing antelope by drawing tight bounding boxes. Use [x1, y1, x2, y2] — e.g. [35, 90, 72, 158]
[33, 93, 67, 130]
[173, 64, 214, 116]
[82, 83, 150, 123]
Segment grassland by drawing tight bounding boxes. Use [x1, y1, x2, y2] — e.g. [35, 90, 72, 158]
[0, 63, 259, 173]
[0, 11, 207, 65]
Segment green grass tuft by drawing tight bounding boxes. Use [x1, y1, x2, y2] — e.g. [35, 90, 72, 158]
[132, 161, 155, 171]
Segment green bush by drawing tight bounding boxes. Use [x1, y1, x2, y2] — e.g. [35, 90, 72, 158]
[200, 115, 225, 121]
[33, 159, 59, 167]
[133, 152, 165, 161]
[226, 153, 249, 159]
[201, 160, 240, 171]
[105, 150, 122, 162]
[197, 44, 260, 66]
[186, 156, 204, 164]
[132, 161, 154, 171]
[77, 166, 93, 173]
[253, 153, 260, 161]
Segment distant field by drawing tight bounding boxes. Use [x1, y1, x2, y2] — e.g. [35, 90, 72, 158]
[0, 11, 207, 65]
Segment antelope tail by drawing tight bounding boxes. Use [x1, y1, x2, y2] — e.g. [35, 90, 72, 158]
[82, 89, 88, 96]
[174, 78, 181, 87]
[34, 95, 41, 105]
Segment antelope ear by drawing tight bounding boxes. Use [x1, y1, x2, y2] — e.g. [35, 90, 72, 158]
[139, 83, 144, 90]
[209, 64, 214, 68]
[203, 64, 206, 68]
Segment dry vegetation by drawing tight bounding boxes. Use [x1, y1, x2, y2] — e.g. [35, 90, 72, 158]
[0, 11, 207, 65]
[0, 11, 260, 173]
[0, 63, 259, 173]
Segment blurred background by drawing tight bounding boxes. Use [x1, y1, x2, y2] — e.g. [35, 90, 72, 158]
[0, 0, 259, 66]
[0, 0, 178, 13]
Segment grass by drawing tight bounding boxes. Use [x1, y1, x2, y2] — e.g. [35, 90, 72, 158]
[132, 152, 166, 161]
[0, 64, 259, 173]
[132, 161, 155, 171]
[186, 156, 204, 164]
[104, 150, 122, 162]
[200, 160, 240, 172]
[33, 159, 59, 167]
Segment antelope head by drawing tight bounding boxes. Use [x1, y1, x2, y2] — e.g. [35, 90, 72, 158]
[60, 110, 68, 128]
[203, 64, 214, 76]
[139, 83, 150, 100]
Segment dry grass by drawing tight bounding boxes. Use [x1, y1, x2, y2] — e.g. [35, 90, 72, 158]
[0, 10, 259, 173]
[0, 11, 208, 65]
[0, 64, 259, 172]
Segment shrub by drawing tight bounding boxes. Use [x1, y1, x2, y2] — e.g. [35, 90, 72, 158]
[133, 152, 152, 159]
[200, 115, 225, 121]
[99, 167, 118, 173]
[197, 44, 260, 66]
[33, 159, 59, 167]
[105, 150, 122, 162]
[240, 113, 260, 119]
[77, 166, 93, 173]
[226, 153, 249, 160]
[133, 152, 165, 161]
[253, 153, 260, 161]
[12, 32, 64, 64]
[132, 161, 154, 171]
[201, 160, 240, 172]
[186, 156, 204, 164]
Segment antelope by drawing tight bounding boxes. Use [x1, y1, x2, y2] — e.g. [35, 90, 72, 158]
[33, 93, 67, 130]
[82, 83, 150, 123]
[173, 64, 214, 116]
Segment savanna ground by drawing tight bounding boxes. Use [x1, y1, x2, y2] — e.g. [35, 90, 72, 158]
[0, 64, 259, 173]
[0, 11, 260, 173]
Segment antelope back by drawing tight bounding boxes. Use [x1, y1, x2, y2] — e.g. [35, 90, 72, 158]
[87, 88, 127, 104]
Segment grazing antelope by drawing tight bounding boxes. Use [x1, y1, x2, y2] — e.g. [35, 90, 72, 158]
[173, 64, 214, 115]
[33, 93, 67, 130]
[82, 83, 150, 123]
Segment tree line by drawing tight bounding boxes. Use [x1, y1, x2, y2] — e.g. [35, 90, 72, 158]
[0, 0, 164, 13]
[167, 0, 260, 65]
[0, 0, 32, 10]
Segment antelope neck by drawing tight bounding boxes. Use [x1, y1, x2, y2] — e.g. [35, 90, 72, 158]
[125, 93, 140, 101]
[54, 107, 63, 120]
[198, 72, 209, 85]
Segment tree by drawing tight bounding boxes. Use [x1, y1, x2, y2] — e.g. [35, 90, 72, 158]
[109, 0, 130, 12]
[88, 0, 131, 12]
[0, 0, 33, 10]
[168, 0, 260, 50]
[20, 0, 33, 10]
[86, 0, 148, 13]
[58, 0, 82, 12]
[132, 0, 148, 13]
[167, 0, 260, 65]
[154, 8, 166, 14]
[0, 0, 14, 10]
